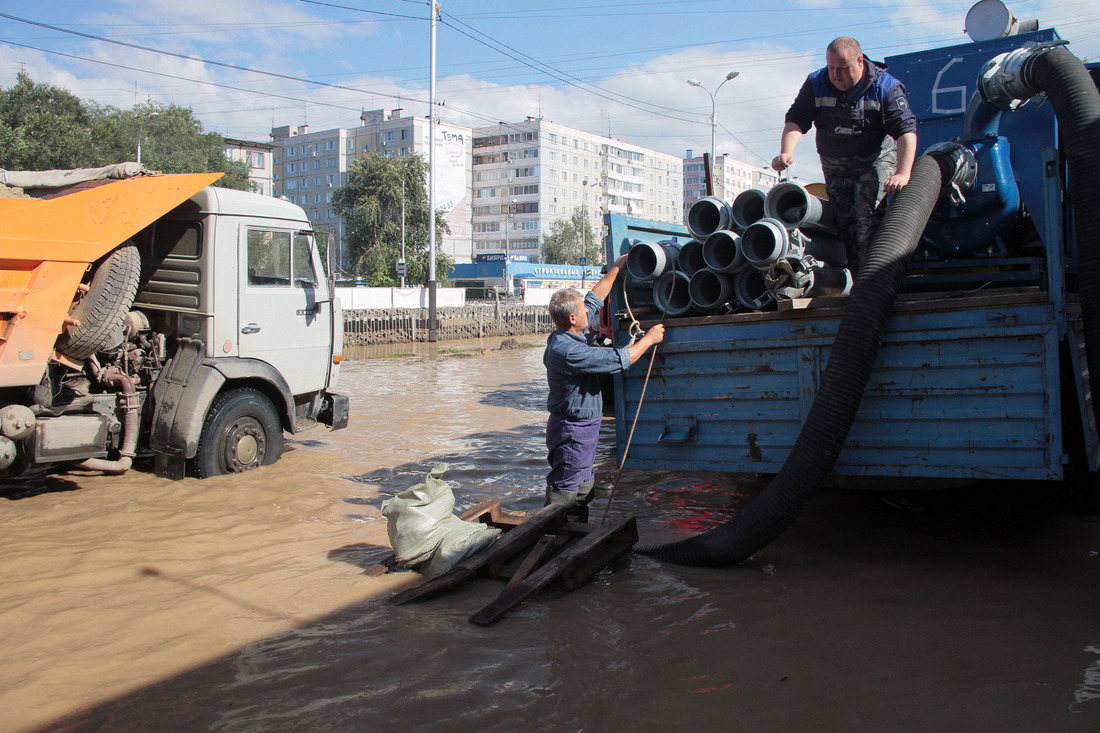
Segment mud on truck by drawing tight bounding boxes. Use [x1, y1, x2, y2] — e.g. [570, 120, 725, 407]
[0, 167, 348, 481]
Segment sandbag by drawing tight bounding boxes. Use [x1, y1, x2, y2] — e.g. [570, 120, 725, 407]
[380, 464, 502, 578]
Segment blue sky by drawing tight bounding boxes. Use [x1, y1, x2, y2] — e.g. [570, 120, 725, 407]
[1, 1, 1098, 181]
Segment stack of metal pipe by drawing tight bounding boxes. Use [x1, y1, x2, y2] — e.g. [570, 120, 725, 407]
[627, 183, 854, 318]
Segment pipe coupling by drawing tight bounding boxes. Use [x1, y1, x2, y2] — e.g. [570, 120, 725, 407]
[924, 141, 979, 205]
[979, 47, 1037, 110]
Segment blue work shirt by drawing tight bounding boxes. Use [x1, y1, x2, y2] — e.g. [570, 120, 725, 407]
[544, 291, 631, 420]
[785, 56, 916, 160]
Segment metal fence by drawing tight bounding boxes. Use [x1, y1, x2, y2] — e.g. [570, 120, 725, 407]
[344, 300, 552, 344]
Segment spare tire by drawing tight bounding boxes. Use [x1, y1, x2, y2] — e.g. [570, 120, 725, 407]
[56, 242, 142, 360]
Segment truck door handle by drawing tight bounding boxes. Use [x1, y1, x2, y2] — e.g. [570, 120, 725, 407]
[241, 324, 261, 334]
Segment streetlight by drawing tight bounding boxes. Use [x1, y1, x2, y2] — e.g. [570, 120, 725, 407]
[136, 112, 159, 165]
[503, 198, 517, 295]
[580, 177, 599, 288]
[687, 71, 739, 164]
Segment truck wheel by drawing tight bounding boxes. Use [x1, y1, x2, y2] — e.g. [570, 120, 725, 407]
[56, 242, 142, 360]
[191, 388, 284, 478]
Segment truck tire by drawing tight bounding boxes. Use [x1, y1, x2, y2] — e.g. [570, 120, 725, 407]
[190, 388, 284, 478]
[56, 242, 142, 360]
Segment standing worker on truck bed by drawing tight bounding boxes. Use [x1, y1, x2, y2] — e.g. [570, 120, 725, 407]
[771, 36, 918, 273]
[543, 256, 664, 522]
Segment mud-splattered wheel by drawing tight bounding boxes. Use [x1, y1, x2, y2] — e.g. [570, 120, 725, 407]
[191, 388, 284, 478]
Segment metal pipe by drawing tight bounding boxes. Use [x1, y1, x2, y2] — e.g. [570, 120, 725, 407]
[701, 229, 746, 273]
[686, 196, 733, 242]
[688, 268, 734, 313]
[766, 255, 853, 300]
[627, 240, 682, 282]
[740, 218, 791, 270]
[732, 267, 776, 311]
[653, 270, 692, 316]
[764, 180, 837, 234]
[731, 188, 767, 230]
[77, 368, 138, 475]
[677, 239, 707, 277]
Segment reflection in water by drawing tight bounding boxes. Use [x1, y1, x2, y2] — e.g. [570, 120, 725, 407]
[3, 340, 1100, 732]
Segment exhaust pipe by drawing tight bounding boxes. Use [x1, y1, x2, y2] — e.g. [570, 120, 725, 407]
[764, 180, 837, 235]
[77, 367, 138, 475]
[731, 189, 767, 230]
[688, 269, 734, 313]
[686, 196, 733, 242]
[653, 270, 692, 317]
[701, 230, 747, 274]
[627, 239, 682, 282]
[732, 267, 776, 311]
[741, 218, 793, 270]
[677, 239, 707, 277]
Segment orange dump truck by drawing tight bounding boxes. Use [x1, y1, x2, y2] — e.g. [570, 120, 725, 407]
[0, 169, 347, 480]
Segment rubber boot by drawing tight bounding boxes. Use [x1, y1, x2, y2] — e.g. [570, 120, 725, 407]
[545, 480, 596, 523]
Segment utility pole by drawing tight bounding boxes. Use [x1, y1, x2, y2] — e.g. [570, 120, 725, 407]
[427, 0, 439, 341]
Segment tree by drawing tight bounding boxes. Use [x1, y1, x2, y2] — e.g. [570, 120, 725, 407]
[332, 153, 452, 286]
[89, 102, 250, 189]
[542, 208, 601, 265]
[0, 74, 248, 189]
[0, 73, 95, 170]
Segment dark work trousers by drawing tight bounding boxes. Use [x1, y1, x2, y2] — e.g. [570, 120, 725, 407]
[820, 138, 896, 274]
[545, 413, 601, 521]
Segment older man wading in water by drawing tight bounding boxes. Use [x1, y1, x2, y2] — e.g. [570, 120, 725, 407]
[772, 36, 918, 273]
[543, 255, 664, 522]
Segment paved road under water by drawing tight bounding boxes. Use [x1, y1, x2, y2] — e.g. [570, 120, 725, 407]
[2, 340, 1099, 732]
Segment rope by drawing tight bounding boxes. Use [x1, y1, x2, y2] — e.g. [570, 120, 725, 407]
[599, 254, 676, 524]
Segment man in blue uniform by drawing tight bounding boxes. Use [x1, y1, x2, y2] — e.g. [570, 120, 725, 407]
[544, 254, 664, 521]
[772, 36, 917, 273]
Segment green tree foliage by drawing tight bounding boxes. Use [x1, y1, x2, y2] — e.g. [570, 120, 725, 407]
[0, 73, 95, 169]
[332, 153, 452, 286]
[542, 208, 601, 265]
[0, 74, 248, 189]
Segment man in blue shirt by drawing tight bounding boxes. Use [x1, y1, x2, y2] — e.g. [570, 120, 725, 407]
[544, 254, 665, 521]
[771, 36, 917, 273]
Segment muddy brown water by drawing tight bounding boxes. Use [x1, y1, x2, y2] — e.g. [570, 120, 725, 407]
[2, 340, 1099, 732]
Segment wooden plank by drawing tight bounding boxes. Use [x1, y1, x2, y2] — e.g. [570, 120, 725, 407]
[468, 515, 638, 626]
[554, 518, 638, 591]
[501, 535, 555, 593]
[389, 503, 567, 606]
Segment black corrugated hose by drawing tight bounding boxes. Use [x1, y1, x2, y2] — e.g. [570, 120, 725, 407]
[636, 152, 956, 566]
[1021, 48, 1100, 439]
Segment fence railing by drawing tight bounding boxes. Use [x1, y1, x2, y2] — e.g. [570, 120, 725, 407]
[344, 302, 552, 344]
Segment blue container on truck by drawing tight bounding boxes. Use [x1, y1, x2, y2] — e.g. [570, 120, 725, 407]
[607, 23, 1100, 487]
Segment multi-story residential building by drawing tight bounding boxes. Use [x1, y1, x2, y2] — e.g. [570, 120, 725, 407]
[470, 119, 683, 264]
[682, 151, 781, 221]
[223, 138, 275, 196]
[270, 110, 472, 274]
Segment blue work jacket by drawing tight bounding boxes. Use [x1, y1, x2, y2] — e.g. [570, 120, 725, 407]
[785, 56, 917, 160]
[544, 291, 631, 420]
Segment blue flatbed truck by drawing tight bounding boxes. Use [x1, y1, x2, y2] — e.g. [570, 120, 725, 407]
[606, 23, 1100, 496]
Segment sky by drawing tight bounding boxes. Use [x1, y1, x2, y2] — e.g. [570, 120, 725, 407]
[1, 0, 1098, 181]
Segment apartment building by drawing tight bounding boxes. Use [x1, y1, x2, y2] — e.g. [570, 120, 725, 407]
[682, 151, 780, 221]
[470, 119, 683, 263]
[223, 138, 275, 196]
[270, 110, 473, 273]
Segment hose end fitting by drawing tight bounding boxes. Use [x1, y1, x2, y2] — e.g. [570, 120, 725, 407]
[979, 46, 1039, 110]
[924, 141, 979, 205]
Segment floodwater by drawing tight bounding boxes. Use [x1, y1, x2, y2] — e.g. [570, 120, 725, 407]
[2, 340, 1100, 732]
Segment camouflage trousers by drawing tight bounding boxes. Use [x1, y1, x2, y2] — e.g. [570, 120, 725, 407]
[820, 141, 897, 274]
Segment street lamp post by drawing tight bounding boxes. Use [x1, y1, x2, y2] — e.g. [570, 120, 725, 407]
[580, 177, 599, 288]
[136, 112, 159, 165]
[686, 71, 739, 164]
